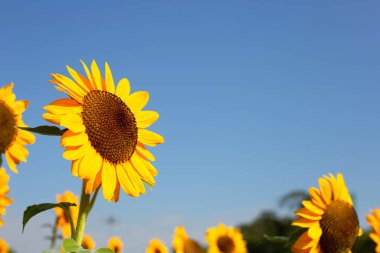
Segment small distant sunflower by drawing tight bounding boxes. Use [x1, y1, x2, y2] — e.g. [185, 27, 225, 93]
[173, 226, 203, 253]
[0, 238, 9, 253]
[146, 238, 168, 253]
[367, 209, 380, 252]
[0, 168, 12, 227]
[55, 191, 79, 237]
[108, 236, 123, 253]
[206, 223, 247, 253]
[0, 83, 35, 173]
[81, 234, 95, 250]
[43, 60, 164, 201]
[292, 173, 362, 253]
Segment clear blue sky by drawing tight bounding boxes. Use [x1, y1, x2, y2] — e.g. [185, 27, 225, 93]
[1, 1, 380, 252]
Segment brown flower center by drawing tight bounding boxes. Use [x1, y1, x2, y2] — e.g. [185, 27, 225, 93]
[113, 246, 120, 253]
[217, 235, 235, 253]
[320, 201, 360, 253]
[82, 90, 138, 165]
[0, 101, 16, 153]
[184, 239, 203, 253]
[154, 248, 161, 253]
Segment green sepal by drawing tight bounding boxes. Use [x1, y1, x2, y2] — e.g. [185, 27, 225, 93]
[62, 238, 92, 253]
[264, 227, 307, 249]
[63, 238, 81, 252]
[263, 234, 289, 244]
[18, 126, 67, 136]
[94, 248, 114, 253]
[22, 202, 76, 232]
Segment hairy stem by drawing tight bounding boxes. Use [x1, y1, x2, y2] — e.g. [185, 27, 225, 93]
[72, 181, 91, 245]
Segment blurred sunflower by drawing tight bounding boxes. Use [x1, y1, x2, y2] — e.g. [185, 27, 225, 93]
[367, 209, 380, 252]
[146, 238, 168, 253]
[0, 169, 12, 227]
[206, 223, 247, 253]
[0, 238, 8, 253]
[173, 226, 203, 253]
[55, 191, 79, 237]
[292, 173, 362, 253]
[0, 83, 35, 173]
[43, 60, 164, 201]
[107, 236, 123, 253]
[81, 234, 95, 250]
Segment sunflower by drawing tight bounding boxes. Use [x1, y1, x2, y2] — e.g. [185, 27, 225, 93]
[43, 60, 164, 201]
[367, 209, 380, 252]
[173, 226, 203, 253]
[206, 223, 247, 253]
[0, 238, 8, 253]
[0, 168, 12, 227]
[81, 234, 95, 250]
[146, 238, 168, 253]
[0, 83, 35, 173]
[292, 173, 362, 253]
[55, 191, 79, 238]
[107, 236, 123, 253]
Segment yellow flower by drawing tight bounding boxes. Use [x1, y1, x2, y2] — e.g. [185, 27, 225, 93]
[43, 60, 164, 201]
[55, 191, 79, 238]
[173, 226, 203, 253]
[0, 168, 13, 227]
[367, 209, 380, 253]
[0, 238, 9, 253]
[0, 83, 35, 173]
[206, 223, 247, 253]
[146, 238, 168, 253]
[292, 173, 362, 253]
[81, 234, 95, 250]
[107, 236, 123, 253]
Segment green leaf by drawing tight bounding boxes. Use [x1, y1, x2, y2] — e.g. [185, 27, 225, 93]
[22, 202, 76, 232]
[18, 126, 67, 136]
[0, 154, 2, 167]
[285, 227, 308, 248]
[94, 248, 114, 253]
[264, 234, 289, 244]
[63, 238, 81, 252]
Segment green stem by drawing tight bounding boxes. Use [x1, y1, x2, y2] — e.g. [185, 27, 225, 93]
[72, 181, 91, 245]
[87, 186, 100, 214]
[49, 218, 58, 252]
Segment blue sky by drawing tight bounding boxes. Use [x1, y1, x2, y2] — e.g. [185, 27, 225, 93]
[1, 0, 380, 252]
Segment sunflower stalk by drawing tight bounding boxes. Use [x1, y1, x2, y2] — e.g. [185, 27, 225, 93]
[72, 181, 91, 245]
[49, 217, 59, 253]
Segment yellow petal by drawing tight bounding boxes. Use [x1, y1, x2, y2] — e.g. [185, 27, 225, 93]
[115, 78, 130, 102]
[78, 149, 102, 180]
[91, 60, 105, 91]
[61, 114, 85, 133]
[138, 129, 164, 147]
[105, 62, 115, 93]
[62, 142, 90, 160]
[126, 91, 149, 113]
[318, 178, 332, 205]
[136, 143, 155, 161]
[67, 65, 93, 92]
[116, 164, 139, 197]
[12, 100, 28, 115]
[102, 161, 117, 201]
[308, 223, 322, 239]
[135, 111, 159, 128]
[80, 60, 97, 90]
[5, 152, 18, 173]
[61, 130, 88, 147]
[130, 154, 155, 185]
[302, 200, 324, 215]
